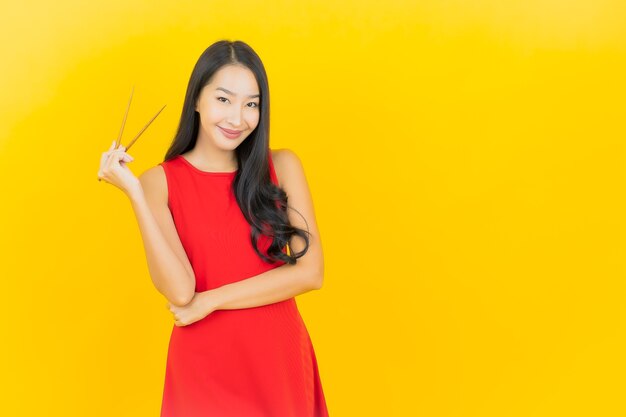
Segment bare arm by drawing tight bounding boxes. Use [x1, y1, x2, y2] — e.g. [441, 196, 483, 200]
[206, 262, 321, 310]
[199, 149, 325, 311]
[131, 166, 196, 306]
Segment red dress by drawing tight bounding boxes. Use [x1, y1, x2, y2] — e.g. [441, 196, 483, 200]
[158, 151, 329, 417]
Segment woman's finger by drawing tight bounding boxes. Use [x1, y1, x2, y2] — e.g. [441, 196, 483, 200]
[100, 152, 110, 169]
[113, 149, 134, 161]
[104, 149, 125, 171]
[105, 148, 133, 165]
[100, 141, 118, 167]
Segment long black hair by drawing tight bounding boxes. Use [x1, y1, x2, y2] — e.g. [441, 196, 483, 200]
[163, 39, 309, 265]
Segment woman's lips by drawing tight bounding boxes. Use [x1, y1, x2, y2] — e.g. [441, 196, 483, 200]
[218, 126, 242, 139]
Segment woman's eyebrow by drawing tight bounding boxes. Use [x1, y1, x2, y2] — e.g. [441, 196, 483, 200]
[216, 87, 260, 98]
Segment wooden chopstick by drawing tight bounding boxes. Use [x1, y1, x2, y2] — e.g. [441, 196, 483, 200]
[99, 87, 166, 182]
[116, 85, 134, 148]
[116, 85, 166, 151]
[124, 104, 167, 152]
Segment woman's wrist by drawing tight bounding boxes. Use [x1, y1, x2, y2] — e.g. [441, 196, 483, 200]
[126, 182, 144, 204]
[201, 289, 221, 315]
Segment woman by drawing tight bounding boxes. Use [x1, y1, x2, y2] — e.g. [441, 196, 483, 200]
[98, 40, 329, 417]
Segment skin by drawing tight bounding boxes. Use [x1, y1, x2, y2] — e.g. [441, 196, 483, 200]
[185, 64, 261, 171]
[98, 64, 324, 327]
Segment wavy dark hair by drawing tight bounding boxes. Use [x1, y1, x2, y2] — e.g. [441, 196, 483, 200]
[163, 39, 309, 265]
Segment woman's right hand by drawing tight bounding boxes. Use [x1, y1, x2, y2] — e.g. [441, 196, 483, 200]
[98, 140, 141, 198]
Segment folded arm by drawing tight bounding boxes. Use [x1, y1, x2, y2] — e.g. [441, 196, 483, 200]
[205, 261, 322, 310]
[133, 166, 196, 307]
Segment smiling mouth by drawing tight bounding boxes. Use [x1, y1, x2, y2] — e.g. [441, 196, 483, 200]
[217, 126, 244, 139]
[218, 126, 242, 134]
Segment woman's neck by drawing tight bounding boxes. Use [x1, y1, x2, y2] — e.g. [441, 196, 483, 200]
[186, 141, 238, 171]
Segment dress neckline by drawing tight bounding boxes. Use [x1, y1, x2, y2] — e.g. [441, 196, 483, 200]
[177, 155, 238, 176]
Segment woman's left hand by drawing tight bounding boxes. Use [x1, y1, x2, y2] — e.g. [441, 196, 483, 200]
[167, 292, 215, 326]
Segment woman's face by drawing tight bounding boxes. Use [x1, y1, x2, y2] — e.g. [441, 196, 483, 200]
[195, 64, 261, 150]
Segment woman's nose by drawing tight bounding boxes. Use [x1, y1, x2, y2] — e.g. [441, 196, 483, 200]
[226, 107, 243, 126]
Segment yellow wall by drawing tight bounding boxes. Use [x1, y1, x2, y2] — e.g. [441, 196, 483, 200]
[1, 1, 625, 415]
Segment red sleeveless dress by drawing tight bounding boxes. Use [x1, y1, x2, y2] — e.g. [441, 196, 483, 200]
[158, 151, 329, 417]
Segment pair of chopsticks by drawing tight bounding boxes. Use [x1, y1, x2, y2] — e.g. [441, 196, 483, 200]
[115, 85, 167, 151]
[99, 86, 166, 181]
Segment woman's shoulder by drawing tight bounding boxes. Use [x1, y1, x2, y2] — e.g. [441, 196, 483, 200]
[270, 148, 306, 190]
[138, 163, 169, 205]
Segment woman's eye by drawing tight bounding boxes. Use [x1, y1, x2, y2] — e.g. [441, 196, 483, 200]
[217, 97, 257, 108]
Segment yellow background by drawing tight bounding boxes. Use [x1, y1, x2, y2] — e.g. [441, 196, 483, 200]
[1, 0, 625, 415]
